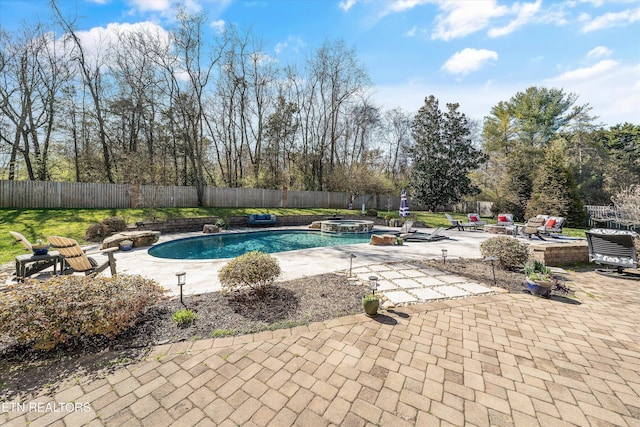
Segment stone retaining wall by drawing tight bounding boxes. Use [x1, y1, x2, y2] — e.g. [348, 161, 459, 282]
[530, 241, 589, 266]
[131, 216, 221, 233]
[131, 214, 386, 233]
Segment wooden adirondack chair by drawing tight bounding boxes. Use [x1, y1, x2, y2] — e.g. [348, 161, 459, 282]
[48, 235, 117, 276]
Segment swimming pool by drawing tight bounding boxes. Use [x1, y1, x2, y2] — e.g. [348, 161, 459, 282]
[148, 230, 381, 260]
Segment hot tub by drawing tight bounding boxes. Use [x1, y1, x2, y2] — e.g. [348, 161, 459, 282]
[320, 219, 374, 233]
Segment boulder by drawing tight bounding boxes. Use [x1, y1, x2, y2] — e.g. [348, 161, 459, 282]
[101, 231, 161, 249]
[203, 224, 220, 233]
[308, 221, 322, 229]
[370, 234, 397, 246]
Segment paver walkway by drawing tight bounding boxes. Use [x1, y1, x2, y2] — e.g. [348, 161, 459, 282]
[3, 270, 640, 426]
[351, 263, 494, 306]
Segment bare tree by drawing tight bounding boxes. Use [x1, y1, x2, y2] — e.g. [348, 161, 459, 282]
[154, 9, 226, 203]
[300, 39, 371, 190]
[107, 23, 171, 184]
[51, 0, 115, 182]
[0, 21, 72, 180]
[376, 108, 411, 179]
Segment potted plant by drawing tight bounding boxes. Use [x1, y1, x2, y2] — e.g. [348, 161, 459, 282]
[396, 236, 404, 245]
[119, 239, 134, 251]
[32, 239, 50, 256]
[362, 293, 380, 316]
[524, 260, 554, 297]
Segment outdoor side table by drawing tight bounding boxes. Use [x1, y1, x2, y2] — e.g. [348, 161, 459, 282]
[15, 251, 62, 282]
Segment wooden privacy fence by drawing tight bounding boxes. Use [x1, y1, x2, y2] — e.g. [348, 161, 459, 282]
[0, 180, 409, 210]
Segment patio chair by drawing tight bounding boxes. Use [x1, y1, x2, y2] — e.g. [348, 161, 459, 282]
[399, 220, 417, 234]
[467, 213, 487, 227]
[445, 213, 481, 231]
[537, 215, 566, 236]
[496, 214, 514, 226]
[521, 217, 547, 240]
[401, 227, 448, 242]
[585, 229, 640, 280]
[48, 235, 117, 276]
[10, 231, 35, 252]
[10, 231, 62, 281]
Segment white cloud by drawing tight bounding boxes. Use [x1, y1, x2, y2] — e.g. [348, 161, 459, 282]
[441, 48, 498, 75]
[553, 59, 618, 81]
[582, 6, 640, 32]
[431, 0, 508, 41]
[405, 26, 427, 37]
[126, 0, 171, 13]
[373, 63, 640, 127]
[386, 0, 432, 14]
[587, 46, 612, 58]
[65, 22, 172, 70]
[210, 19, 225, 33]
[576, 0, 604, 6]
[545, 63, 640, 126]
[274, 36, 306, 55]
[339, 0, 358, 12]
[488, 0, 542, 37]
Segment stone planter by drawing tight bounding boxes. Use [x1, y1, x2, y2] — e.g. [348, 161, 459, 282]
[32, 244, 51, 256]
[362, 296, 379, 316]
[526, 277, 553, 298]
[119, 240, 134, 251]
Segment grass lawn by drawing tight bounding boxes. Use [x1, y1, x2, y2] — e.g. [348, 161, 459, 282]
[0, 208, 588, 264]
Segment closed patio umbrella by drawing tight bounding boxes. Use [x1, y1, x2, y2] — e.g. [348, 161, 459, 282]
[399, 189, 410, 218]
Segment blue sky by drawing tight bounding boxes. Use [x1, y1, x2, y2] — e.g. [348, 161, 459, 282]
[1, 0, 639, 126]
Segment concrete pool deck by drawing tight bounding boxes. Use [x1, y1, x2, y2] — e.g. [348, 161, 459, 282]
[4, 225, 584, 300]
[109, 225, 496, 297]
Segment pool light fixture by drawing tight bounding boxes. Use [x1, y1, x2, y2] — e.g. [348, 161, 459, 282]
[441, 249, 448, 265]
[176, 271, 186, 306]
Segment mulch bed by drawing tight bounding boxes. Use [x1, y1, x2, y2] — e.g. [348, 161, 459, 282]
[0, 259, 527, 399]
[418, 258, 529, 294]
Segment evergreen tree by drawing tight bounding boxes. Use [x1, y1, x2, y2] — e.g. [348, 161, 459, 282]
[491, 155, 532, 222]
[409, 96, 487, 211]
[526, 143, 585, 226]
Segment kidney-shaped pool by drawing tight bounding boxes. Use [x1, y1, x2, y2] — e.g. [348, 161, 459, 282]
[148, 230, 382, 260]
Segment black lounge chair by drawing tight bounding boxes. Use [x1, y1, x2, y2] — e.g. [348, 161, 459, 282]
[401, 227, 448, 242]
[445, 214, 481, 231]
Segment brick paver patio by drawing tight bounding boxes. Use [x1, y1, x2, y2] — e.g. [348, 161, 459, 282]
[2, 269, 639, 426]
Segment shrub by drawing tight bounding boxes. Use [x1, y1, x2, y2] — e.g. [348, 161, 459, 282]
[102, 216, 127, 233]
[215, 218, 230, 230]
[84, 223, 109, 242]
[365, 208, 378, 217]
[218, 251, 281, 295]
[480, 236, 530, 270]
[172, 309, 197, 327]
[0, 274, 166, 350]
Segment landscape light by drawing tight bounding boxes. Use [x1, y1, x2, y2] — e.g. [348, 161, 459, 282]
[176, 271, 186, 306]
[369, 275, 378, 294]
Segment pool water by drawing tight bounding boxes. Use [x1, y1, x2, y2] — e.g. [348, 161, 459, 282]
[148, 230, 379, 260]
